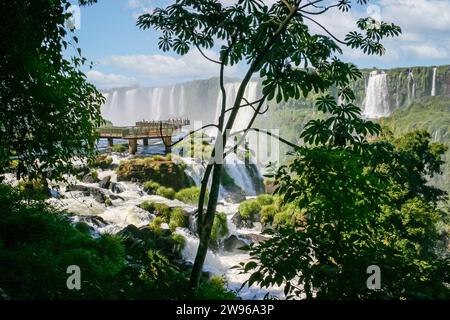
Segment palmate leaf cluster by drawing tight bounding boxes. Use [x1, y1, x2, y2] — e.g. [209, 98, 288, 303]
[241, 92, 449, 299]
[139, 0, 404, 289]
[0, 0, 104, 182]
[137, 0, 401, 105]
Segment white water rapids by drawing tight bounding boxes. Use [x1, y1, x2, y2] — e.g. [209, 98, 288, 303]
[10, 150, 282, 300]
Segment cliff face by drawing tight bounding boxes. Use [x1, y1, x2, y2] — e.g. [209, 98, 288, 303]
[352, 65, 450, 114]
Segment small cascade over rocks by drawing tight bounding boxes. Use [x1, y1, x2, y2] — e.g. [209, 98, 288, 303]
[31, 148, 276, 299]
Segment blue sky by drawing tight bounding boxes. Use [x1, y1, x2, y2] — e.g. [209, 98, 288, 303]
[71, 0, 450, 88]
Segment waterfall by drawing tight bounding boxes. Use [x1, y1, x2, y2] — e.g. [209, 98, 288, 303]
[363, 71, 390, 118]
[179, 86, 186, 116]
[125, 89, 138, 125]
[169, 86, 175, 116]
[407, 70, 415, 105]
[396, 73, 401, 108]
[431, 67, 437, 96]
[213, 81, 260, 133]
[101, 80, 258, 127]
[224, 153, 259, 196]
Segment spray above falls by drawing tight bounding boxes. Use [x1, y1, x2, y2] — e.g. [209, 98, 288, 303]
[363, 71, 391, 118]
[101, 80, 260, 131]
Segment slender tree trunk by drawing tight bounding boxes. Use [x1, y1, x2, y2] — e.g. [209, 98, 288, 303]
[189, 163, 223, 288]
[189, 2, 299, 290]
[196, 163, 213, 237]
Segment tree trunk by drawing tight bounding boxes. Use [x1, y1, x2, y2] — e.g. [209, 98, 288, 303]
[189, 163, 222, 289]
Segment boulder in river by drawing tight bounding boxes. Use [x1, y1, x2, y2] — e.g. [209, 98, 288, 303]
[98, 176, 111, 189]
[231, 211, 254, 229]
[224, 189, 247, 203]
[239, 233, 270, 244]
[223, 235, 247, 252]
[65, 184, 107, 203]
[110, 182, 125, 194]
[81, 172, 99, 183]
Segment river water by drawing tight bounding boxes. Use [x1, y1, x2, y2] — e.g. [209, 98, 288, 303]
[37, 139, 284, 299]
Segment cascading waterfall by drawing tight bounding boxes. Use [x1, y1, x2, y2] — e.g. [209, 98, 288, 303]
[126, 89, 138, 126]
[363, 71, 390, 118]
[169, 86, 175, 116]
[407, 70, 415, 105]
[213, 81, 260, 133]
[101, 80, 259, 128]
[102, 85, 187, 126]
[396, 73, 401, 108]
[224, 153, 258, 196]
[431, 67, 437, 96]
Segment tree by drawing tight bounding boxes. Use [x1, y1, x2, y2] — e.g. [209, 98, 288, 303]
[240, 96, 449, 298]
[0, 0, 103, 184]
[137, 0, 401, 288]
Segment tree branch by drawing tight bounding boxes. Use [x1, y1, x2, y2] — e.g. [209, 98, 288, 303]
[223, 96, 269, 115]
[300, 3, 340, 15]
[195, 43, 221, 65]
[300, 0, 326, 10]
[226, 127, 299, 156]
[302, 15, 347, 45]
[159, 122, 218, 148]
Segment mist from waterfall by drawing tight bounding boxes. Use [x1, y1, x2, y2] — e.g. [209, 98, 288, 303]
[363, 71, 390, 118]
[431, 67, 437, 96]
[101, 80, 259, 130]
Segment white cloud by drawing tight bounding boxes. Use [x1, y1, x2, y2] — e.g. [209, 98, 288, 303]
[377, 0, 450, 61]
[86, 70, 137, 88]
[400, 44, 449, 59]
[302, 0, 450, 64]
[98, 49, 238, 81]
[127, 0, 153, 19]
[379, 0, 450, 33]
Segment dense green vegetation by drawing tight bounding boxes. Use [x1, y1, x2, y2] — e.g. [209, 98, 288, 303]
[0, 185, 235, 299]
[139, 201, 189, 230]
[116, 155, 193, 190]
[243, 92, 450, 299]
[111, 144, 127, 153]
[89, 154, 113, 170]
[0, 0, 104, 182]
[211, 213, 229, 243]
[380, 96, 450, 194]
[175, 187, 209, 205]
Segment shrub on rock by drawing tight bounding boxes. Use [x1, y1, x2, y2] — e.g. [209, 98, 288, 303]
[116, 155, 193, 190]
[175, 186, 208, 205]
[238, 199, 261, 220]
[89, 154, 113, 169]
[169, 208, 189, 231]
[143, 180, 161, 194]
[156, 186, 175, 200]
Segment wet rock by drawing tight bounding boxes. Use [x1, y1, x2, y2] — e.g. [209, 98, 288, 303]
[77, 215, 109, 229]
[231, 212, 254, 229]
[110, 182, 125, 194]
[223, 235, 247, 252]
[82, 172, 99, 183]
[98, 176, 111, 189]
[225, 189, 247, 203]
[117, 224, 178, 258]
[240, 233, 270, 244]
[65, 185, 107, 203]
[109, 194, 125, 201]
